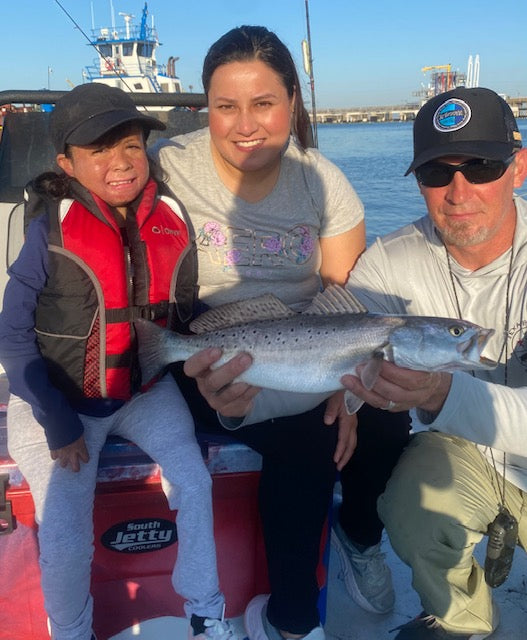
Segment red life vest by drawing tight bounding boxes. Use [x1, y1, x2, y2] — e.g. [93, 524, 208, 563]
[35, 178, 195, 401]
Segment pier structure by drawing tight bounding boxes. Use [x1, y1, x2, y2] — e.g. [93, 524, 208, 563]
[313, 105, 419, 123]
[313, 96, 527, 124]
[508, 96, 527, 118]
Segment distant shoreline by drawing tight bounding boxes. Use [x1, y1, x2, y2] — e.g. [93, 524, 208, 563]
[310, 96, 527, 123]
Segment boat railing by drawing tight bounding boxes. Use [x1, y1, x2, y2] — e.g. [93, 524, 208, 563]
[85, 58, 179, 91]
[0, 89, 206, 109]
[147, 71, 163, 93]
[84, 62, 101, 82]
[91, 23, 157, 44]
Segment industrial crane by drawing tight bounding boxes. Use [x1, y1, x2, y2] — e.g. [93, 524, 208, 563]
[421, 64, 455, 95]
[421, 64, 452, 73]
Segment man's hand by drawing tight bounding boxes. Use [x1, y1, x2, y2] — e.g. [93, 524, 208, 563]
[324, 390, 358, 470]
[50, 435, 89, 472]
[183, 348, 261, 417]
[341, 360, 452, 414]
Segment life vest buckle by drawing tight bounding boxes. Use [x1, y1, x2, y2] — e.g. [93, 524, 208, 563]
[138, 305, 156, 321]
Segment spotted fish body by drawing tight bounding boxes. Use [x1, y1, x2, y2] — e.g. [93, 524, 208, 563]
[135, 286, 496, 412]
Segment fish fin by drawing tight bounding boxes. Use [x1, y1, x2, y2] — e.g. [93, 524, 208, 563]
[360, 355, 384, 390]
[189, 294, 295, 333]
[304, 284, 368, 316]
[134, 319, 171, 384]
[344, 390, 364, 415]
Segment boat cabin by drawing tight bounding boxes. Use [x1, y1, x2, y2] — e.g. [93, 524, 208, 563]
[83, 3, 183, 95]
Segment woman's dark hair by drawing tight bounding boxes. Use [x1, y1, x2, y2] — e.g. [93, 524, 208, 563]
[202, 25, 312, 149]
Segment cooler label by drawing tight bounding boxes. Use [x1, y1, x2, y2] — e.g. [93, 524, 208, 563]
[101, 518, 178, 553]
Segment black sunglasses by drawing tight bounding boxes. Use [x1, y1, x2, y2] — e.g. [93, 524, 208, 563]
[415, 155, 516, 188]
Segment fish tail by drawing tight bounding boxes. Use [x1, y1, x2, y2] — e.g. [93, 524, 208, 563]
[134, 318, 174, 384]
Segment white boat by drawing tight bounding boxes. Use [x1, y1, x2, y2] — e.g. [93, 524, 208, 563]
[83, 2, 184, 96]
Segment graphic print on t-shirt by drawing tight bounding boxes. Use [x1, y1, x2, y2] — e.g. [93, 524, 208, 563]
[196, 221, 316, 269]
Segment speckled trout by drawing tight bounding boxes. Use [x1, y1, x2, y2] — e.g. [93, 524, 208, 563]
[135, 285, 496, 413]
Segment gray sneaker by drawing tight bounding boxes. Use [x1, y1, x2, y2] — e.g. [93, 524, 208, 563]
[331, 520, 394, 614]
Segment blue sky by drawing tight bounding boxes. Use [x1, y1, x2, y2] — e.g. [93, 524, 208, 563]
[2, 0, 526, 108]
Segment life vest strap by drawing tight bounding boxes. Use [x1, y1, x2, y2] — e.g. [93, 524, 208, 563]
[106, 301, 170, 324]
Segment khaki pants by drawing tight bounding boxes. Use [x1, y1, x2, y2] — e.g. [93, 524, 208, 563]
[378, 431, 527, 635]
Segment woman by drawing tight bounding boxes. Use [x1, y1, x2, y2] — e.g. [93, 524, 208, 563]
[152, 26, 409, 640]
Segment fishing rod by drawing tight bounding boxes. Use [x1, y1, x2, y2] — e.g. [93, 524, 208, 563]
[302, 0, 318, 147]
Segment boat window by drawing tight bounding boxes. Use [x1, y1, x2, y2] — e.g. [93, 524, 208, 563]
[97, 44, 112, 58]
[134, 83, 143, 90]
[137, 43, 153, 57]
[122, 43, 134, 57]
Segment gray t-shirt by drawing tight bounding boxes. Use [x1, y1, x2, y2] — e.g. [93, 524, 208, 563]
[152, 128, 363, 311]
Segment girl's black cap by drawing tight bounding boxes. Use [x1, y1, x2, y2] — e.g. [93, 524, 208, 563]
[50, 83, 166, 153]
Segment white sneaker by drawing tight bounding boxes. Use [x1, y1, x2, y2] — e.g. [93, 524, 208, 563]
[188, 614, 239, 640]
[244, 594, 325, 640]
[331, 521, 394, 614]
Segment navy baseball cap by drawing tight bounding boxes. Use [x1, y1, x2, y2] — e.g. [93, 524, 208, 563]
[406, 87, 522, 175]
[50, 83, 166, 153]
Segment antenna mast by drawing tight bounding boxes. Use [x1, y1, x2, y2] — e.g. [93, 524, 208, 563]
[302, 0, 318, 147]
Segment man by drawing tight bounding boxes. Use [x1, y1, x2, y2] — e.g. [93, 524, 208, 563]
[341, 86, 527, 638]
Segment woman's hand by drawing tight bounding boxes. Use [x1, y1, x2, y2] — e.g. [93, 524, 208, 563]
[324, 390, 358, 470]
[341, 360, 452, 414]
[50, 435, 89, 472]
[183, 348, 261, 417]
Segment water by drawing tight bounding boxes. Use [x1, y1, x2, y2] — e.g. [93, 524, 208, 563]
[318, 120, 527, 246]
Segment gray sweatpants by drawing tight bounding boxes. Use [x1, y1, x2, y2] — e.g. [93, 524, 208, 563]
[8, 374, 224, 640]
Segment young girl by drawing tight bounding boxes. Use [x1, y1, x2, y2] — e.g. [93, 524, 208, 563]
[0, 83, 237, 640]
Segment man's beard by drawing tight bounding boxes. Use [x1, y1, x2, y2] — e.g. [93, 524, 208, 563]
[438, 219, 490, 248]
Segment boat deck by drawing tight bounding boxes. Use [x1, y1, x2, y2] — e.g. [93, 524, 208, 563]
[108, 512, 527, 639]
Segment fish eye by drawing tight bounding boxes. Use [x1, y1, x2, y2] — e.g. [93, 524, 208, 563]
[449, 325, 466, 337]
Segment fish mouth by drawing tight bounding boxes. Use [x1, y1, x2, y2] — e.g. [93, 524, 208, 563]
[460, 328, 497, 368]
[478, 328, 495, 348]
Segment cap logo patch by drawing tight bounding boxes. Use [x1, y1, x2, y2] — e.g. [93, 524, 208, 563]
[433, 99, 471, 132]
